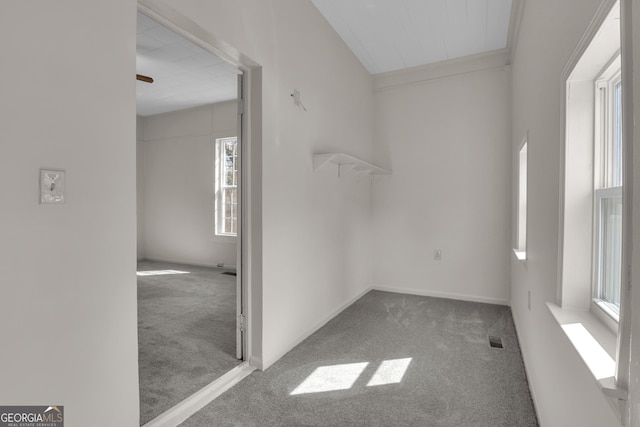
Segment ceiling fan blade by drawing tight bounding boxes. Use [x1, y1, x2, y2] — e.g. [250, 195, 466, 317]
[136, 74, 154, 83]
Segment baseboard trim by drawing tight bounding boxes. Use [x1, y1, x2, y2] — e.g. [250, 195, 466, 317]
[261, 285, 508, 369]
[141, 362, 255, 427]
[249, 355, 264, 371]
[141, 256, 236, 270]
[261, 286, 372, 369]
[371, 285, 510, 306]
[511, 308, 544, 426]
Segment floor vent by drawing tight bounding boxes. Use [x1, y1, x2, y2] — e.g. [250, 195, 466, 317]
[222, 271, 237, 276]
[489, 336, 504, 349]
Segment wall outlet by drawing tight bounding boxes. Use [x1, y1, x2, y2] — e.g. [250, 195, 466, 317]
[433, 250, 442, 261]
[40, 169, 65, 204]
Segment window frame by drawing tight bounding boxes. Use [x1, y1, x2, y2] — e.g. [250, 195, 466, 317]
[594, 56, 622, 189]
[516, 137, 528, 258]
[513, 135, 529, 263]
[214, 136, 238, 238]
[591, 56, 623, 327]
[592, 185, 622, 326]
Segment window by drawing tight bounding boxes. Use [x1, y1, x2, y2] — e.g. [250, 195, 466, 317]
[515, 138, 527, 260]
[215, 137, 238, 237]
[561, 0, 622, 323]
[593, 58, 622, 320]
[557, 0, 630, 403]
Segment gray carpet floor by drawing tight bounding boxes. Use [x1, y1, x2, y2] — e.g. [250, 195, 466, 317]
[181, 290, 538, 427]
[137, 260, 241, 425]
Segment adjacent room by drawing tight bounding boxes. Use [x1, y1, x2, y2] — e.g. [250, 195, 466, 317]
[135, 12, 244, 424]
[2, 0, 640, 426]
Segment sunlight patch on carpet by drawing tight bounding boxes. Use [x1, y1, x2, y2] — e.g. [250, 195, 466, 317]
[366, 358, 412, 386]
[290, 362, 369, 395]
[137, 269, 190, 276]
[291, 358, 413, 395]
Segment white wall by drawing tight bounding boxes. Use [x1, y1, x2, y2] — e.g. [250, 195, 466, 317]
[12, 1, 638, 424]
[155, 0, 376, 368]
[510, 0, 624, 425]
[371, 63, 511, 305]
[0, 1, 139, 426]
[140, 102, 238, 268]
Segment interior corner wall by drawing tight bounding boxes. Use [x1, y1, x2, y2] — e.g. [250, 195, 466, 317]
[140, 102, 237, 268]
[152, 0, 375, 368]
[371, 67, 511, 305]
[510, 0, 622, 425]
[0, 1, 140, 426]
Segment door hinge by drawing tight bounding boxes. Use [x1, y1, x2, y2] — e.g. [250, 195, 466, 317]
[238, 314, 246, 332]
[237, 99, 245, 115]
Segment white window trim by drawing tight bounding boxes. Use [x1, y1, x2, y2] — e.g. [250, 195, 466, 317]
[556, 0, 630, 414]
[547, 302, 624, 399]
[514, 136, 528, 261]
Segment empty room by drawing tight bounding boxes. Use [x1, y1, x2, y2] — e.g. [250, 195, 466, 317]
[1, 1, 640, 427]
[135, 11, 247, 424]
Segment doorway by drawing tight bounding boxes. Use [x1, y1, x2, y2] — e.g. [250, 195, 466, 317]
[135, 11, 245, 425]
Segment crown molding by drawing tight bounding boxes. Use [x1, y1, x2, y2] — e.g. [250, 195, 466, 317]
[373, 48, 510, 91]
[507, 0, 526, 64]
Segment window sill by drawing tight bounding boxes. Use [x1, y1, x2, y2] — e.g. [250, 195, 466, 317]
[592, 299, 620, 333]
[213, 234, 238, 244]
[546, 302, 626, 400]
[512, 248, 526, 261]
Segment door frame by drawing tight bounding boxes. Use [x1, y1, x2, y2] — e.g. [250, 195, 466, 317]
[137, 0, 263, 379]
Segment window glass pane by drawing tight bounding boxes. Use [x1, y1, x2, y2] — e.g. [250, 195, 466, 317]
[225, 193, 232, 216]
[215, 137, 238, 236]
[598, 195, 622, 312]
[222, 188, 238, 234]
[223, 139, 237, 187]
[612, 81, 622, 187]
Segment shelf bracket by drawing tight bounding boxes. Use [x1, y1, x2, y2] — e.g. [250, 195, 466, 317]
[338, 163, 357, 177]
[370, 174, 384, 184]
[313, 154, 334, 172]
[312, 153, 391, 182]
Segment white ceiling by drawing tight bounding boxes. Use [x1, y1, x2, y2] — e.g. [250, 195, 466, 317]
[137, 2, 515, 114]
[136, 12, 240, 117]
[311, 0, 514, 75]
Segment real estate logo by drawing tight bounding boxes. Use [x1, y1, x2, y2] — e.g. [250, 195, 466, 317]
[0, 406, 63, 427]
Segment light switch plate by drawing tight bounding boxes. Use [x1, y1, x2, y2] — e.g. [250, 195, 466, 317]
[40, 169, 65, 204]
